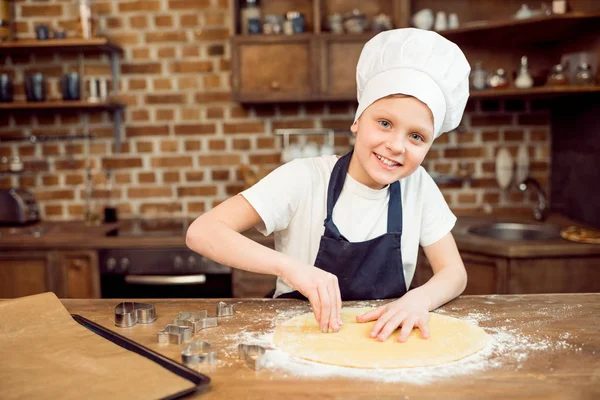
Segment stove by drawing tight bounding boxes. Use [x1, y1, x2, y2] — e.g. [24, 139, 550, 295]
[100, 219, 232, 299]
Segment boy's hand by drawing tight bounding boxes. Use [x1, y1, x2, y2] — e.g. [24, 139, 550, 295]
[282, 265, 342, 333]
[356, 289, 431, 342]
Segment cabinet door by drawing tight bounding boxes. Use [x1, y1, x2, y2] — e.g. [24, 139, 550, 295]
[232, 37, 318, 102]
[0, 252, 54, 298]
[509, 257, 600, 294]
[412, 249, 508, 295]
[232, 269, 277, 298]
[56, 251, 100, 298]
[320, 36, 366, 100]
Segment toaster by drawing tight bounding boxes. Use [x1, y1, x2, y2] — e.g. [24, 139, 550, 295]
[0, 188, 40, 225]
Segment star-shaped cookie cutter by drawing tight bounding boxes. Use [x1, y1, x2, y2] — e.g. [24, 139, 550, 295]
[238, 343, 269, 371]
[157, 324, 192, 344]
[181, 340, 217, 366]
[173, 311, 218, 334]
[216, 301, 235, 317]
[114, 302, 156, 328]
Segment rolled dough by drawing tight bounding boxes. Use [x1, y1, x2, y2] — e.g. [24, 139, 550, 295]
[273, 307, 488, 368]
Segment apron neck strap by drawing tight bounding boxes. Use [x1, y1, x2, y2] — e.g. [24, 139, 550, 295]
[326, 151, 403, 233]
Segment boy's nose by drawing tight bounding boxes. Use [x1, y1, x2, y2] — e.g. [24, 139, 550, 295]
[385, 136, 406, 155]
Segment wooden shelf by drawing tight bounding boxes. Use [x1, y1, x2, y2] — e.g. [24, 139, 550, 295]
[0, 38, 124, 55]
[469, 85, 600, 99]
[0, 100, 125, 111]
[441, 12, 600, 46]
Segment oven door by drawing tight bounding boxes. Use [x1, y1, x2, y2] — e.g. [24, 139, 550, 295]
[99, 248, 232, 298]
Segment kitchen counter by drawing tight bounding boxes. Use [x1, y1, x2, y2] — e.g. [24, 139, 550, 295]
[1, 214, 599, 258]
[55, 294, 599, 399]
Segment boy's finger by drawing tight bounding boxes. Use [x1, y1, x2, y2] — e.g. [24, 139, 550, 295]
[417, 318, 431, 339]
[370, 310, 395, 338]
[377, 313, 406, 342]
[327, 284, 339, 332]
[317, 284, 331, 333]
[307, 293, 321, 326]
[334, 279, 342, 326]
[356, 305, 385, 323]
[397, 317, 417, 342]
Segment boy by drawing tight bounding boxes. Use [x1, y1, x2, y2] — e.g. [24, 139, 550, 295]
[186, 28, 470, 343]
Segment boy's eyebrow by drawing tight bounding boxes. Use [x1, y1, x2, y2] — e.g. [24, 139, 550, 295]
[372, 108, 434, 138]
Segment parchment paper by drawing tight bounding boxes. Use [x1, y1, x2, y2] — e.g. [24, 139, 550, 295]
[0, 292, 197, 400]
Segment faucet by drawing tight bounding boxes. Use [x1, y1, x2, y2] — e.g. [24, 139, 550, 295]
[518, 178, 549, 221]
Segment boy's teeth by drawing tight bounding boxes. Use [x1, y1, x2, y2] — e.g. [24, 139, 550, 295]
[376, 154, 398, 166]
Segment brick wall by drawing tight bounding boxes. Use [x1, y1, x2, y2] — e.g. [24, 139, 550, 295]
[0, 0, 550, 220]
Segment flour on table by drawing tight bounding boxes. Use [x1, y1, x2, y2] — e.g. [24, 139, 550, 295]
[221, 303, 579, 384]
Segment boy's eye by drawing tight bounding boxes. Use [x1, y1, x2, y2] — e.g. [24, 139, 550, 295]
[410, 133, 424, 142]
[379, 120, 391, 129]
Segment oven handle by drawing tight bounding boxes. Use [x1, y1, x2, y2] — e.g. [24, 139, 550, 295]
[124, 274, 207, 285]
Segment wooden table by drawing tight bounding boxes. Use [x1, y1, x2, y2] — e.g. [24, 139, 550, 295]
[60, 294, 599, 399]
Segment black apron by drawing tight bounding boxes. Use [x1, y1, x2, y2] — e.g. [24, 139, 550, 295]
[278, 151, 407, 301]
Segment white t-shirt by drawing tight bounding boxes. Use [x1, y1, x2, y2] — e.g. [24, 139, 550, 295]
[241, 155, 456, 298]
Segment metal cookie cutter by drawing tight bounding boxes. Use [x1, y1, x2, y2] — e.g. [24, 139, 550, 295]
[238, 344, 268, 371]
[157, 324, 192, 344]
[114, 302, 156, 328]
[181, 340, 217, 366]
[173, 311, 217, 334]
[216, 301, 235, 317]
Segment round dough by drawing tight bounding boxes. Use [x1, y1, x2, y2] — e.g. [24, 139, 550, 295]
[274, 307, 488, 368]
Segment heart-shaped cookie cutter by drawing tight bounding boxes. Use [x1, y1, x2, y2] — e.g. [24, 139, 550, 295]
[181, 340, 217, 366]
[114, 302, 156, 328]
[238, 343, 269, 371]
[157, 324, 192, 344]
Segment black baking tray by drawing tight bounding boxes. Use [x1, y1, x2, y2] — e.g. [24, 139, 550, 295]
[72, 314, 211, 399]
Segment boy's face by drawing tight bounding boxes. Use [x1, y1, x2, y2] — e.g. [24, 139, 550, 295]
[349, 95, 434, 190]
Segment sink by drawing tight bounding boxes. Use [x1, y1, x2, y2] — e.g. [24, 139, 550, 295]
[468, 223, 562, 241]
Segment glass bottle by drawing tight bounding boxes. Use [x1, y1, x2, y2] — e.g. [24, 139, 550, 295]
[241, 0, 261, 35]
[103, 169, 118, 223]
[79, 0, 93, 39]
[515, 56, 533, 89]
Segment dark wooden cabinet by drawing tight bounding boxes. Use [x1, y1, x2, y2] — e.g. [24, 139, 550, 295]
[55, 251, 101, 298]
[0, 250, 100, 299]
[413, 248, 600, 295]
[232, 36, 319, 102]
[229, 1, 600, 103]
[0, 252, 55, 298]
[320, 35, 366, 100]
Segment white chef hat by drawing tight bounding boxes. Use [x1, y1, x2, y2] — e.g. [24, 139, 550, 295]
[354, 28, 471, 138]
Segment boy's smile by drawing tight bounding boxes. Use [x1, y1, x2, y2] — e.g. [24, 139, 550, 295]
[348, 95, 434, 190]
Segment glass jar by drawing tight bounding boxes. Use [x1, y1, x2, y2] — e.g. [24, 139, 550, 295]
[487, 68, 509, 89]
[470, 61, 488, 90]
[573, 62, 595, 86]
[547, 64, 568, 86]
[241, 0, 261, 35]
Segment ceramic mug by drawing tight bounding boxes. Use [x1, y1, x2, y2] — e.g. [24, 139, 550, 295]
[25, 73, 46, 102]
[61, 72, 80, 101]
[0, 73, 13, 102]
[412, 9, 434, 30]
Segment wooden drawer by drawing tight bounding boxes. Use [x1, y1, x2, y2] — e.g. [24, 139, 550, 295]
[232, 36, 318, 102]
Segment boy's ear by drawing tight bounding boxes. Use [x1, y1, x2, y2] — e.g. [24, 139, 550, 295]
[350, 120, 359, 134]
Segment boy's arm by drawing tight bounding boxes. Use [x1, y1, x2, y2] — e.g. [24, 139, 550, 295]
[413, 231, 467, 310]
[356, 232, 467, 341]
[186, 194, 342, 332]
